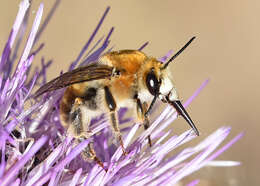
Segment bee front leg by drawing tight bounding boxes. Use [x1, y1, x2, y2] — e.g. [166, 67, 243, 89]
[136, 98, 152, 147]
[104, 86, 127, 156]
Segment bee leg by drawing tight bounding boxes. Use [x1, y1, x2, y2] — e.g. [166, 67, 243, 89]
[111, 111, 128, 156]
[104, 86, 128, 156]
[136, 98, 152, 147]
[78, 138, 107, 172]
[68, 97, 95, 138]
[69, 98, 106, 171]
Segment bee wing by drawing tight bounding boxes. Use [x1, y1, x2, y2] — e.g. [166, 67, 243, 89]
[34, 63, 113, 98]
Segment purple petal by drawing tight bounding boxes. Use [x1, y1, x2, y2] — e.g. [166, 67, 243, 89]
[70, 7, 110, 70]
[0, 0, 29, 69]
[0, 135, 48, 186]
[204, 132, 244, 163]
[158, 50, 174, 62]
[34, 0, 61, 45]
[11, 178, 21, 186]
[18, 3, 43, 69]
[70, 168, 83, 186]
[187, 179, 200, 186]
[54, 140, 89, 172]
[138, 41, 149, 51]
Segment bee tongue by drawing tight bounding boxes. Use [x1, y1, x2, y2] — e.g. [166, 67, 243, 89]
[169, 100, 199, 136]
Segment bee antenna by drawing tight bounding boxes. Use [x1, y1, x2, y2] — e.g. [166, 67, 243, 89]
[163, 36, 196, 69]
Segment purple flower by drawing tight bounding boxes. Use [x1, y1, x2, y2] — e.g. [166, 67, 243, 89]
[0, 1, 243, 185]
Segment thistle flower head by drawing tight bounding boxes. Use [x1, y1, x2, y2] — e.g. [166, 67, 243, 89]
[0, 1, 242, 185]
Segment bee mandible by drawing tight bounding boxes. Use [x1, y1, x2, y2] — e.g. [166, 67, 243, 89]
[35, 37, 199, 171]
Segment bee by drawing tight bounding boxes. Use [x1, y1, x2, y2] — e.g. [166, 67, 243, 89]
[35, 37, 199, 171]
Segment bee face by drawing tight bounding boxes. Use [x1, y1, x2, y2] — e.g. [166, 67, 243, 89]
[141, 59, 177, 103]
[140, 37, 199, 136]
[141, 60, 199, 136]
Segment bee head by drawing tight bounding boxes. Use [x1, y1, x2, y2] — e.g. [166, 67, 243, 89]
[145, 36, 199, 136]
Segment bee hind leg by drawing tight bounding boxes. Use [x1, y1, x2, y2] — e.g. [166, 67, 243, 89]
[78, 138, 107, 172]
[68, 97, 92, 138]
[68, 98, 106, 171]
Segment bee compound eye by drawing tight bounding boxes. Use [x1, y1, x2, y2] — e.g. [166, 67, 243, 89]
[146, 70, 159, 96]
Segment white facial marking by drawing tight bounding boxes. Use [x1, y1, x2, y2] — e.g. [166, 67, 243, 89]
[159, 76, 179, 101]
[138, 88, 154, 103]
[159, 76, 174, 95]
[168, 88, 178, 101]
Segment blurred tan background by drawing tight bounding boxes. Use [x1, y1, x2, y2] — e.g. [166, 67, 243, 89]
[1, 0, 259, 185]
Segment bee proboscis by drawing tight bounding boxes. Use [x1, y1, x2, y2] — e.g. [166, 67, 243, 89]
[35, 37, 199, 171]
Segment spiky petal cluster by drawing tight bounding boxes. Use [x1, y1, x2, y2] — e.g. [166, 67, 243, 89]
[0, 1, 242, 185]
